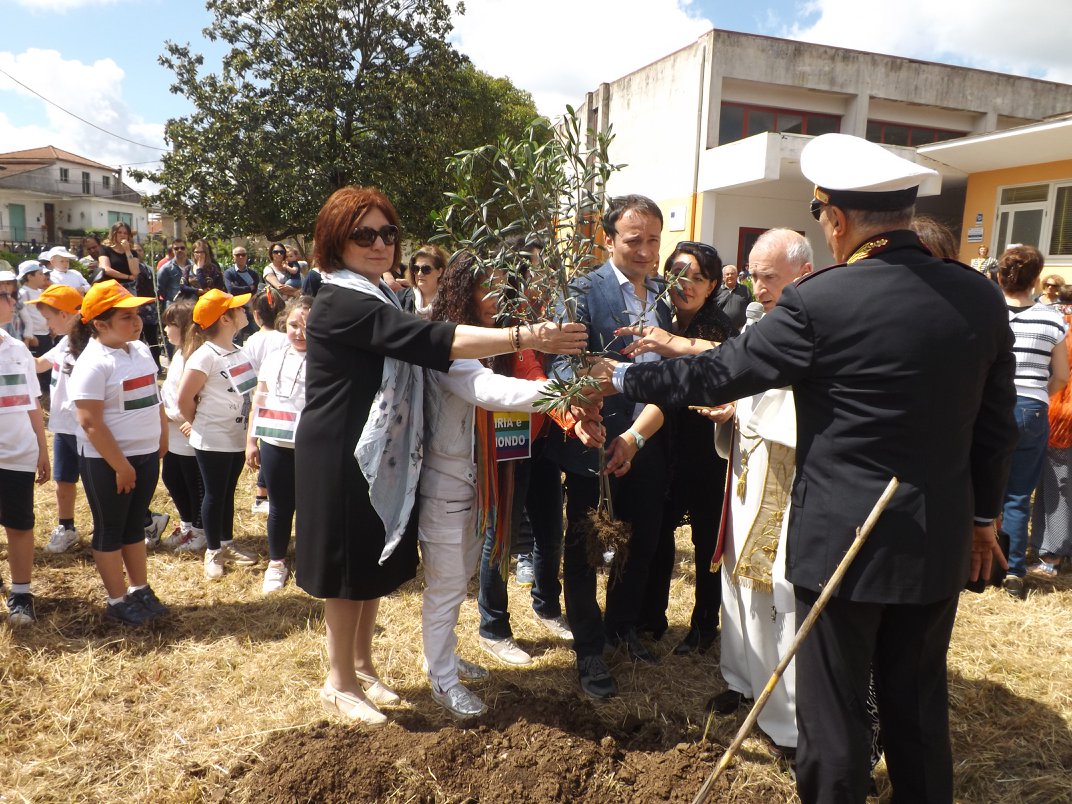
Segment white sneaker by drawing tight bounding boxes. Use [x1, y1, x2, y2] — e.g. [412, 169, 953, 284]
[262, 561, 289, 593]
[144, 512, 170, 548]
[535, 613, 574, 641]
[219, 542, 258, 565]
[251, 498, 270, 514]
[172, 528, 207, 553]
[479, 635, 533, 666]
[431, 682, 487, 720]
[204, 548, 226, 580]
[45, 525, 79, 554]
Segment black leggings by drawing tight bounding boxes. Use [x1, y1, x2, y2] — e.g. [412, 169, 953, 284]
[80, 452, 160, 552]
[194, 449, 244, 550]
[162, 452, 203, 528]
[260, 442, 296, 561]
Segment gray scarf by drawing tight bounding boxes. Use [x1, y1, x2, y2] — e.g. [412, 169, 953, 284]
[323, 269, 424, 564]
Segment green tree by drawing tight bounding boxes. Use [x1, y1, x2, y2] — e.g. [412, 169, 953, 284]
[133, 0, 541, 242]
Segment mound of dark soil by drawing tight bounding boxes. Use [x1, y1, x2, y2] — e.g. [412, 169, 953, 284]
[243, 688, 784, 803]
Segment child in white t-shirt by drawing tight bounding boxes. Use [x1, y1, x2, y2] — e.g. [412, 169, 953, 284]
[177, 289, 258, 580]
[66, 280, 168, 626]
[159, 300, 206, 553]
[246, 296, 309, 593]
[0, 284, 50, 626]
[45, 247, 91, 293]
[26, 284, 84, 553]
[241, 289, 287, 513]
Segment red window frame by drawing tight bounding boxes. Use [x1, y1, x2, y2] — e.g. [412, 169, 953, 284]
[865, 119, 965, 146]
[719, 102, 841, 145]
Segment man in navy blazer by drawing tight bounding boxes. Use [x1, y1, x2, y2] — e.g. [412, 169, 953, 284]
[587, 137, 1017, 802]
[544, 194, 674, 699]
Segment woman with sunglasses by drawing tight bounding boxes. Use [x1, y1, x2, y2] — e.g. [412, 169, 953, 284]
[1038, 274, 1064, 306]
[190, 239, 226, 294]
[399, 245, 447, 319]
[615, 241, 736, 652]
[296, 186, 586, 726]
[263, 243, 301, 299]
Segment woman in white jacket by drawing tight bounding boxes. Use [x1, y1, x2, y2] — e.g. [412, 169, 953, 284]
[418, 252, 561, 720]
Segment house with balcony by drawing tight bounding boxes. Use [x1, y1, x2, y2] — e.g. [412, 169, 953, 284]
[576, 29, 1072, 269]
[0, 146, 148, 252]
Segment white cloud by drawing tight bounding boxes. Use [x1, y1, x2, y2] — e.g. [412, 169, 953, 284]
[0, 48, 165, 190]
[784, 0, 1072, 85]
[13, 0, 123, 11]
[451, 0, 714, 116]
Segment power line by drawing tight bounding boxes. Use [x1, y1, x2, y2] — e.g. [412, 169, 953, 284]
[0, 65, 165, 152]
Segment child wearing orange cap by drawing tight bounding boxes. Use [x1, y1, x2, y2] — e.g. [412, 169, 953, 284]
[177, 288, 259, 579]
[27, 284, 86, 553]
[0, 276, 50, 625]
[67, 280, 169, 625]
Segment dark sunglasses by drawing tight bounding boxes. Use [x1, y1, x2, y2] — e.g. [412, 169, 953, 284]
[413, 263, 438, 275]
[271, 249, 286, 255]
[675, 240, 720, 263]
[350, 225, 399, 247]
[1045, 283, 1060, 289]
[173, 246, 186, 251]
[809, 199, 826, 221]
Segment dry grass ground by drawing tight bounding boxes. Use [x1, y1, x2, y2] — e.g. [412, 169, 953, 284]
[1, 459, 1071, 803]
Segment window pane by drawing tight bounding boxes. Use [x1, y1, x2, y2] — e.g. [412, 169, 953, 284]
[746, 109, 776, 136]
[777, 113, 803, 134]
[808, 115, 840, 136]
[997, 211, 1010, 252]
[1010, 208, 1044, 248]
[933, 129, 963, 143]
[718, 103, 745, 145]
[881, 125, 909, 146]
[909, 128, 938, 146]
[1050, 186, 1072, 255]
[865, 121, 883, 143]
[1001, 185, 1049, 204]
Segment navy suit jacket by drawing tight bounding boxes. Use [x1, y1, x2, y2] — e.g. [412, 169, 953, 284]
[622, 232, 1018, 605]
[545, 261, 673, 476]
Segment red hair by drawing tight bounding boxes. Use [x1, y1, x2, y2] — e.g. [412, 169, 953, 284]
[313, 186, 402, 274]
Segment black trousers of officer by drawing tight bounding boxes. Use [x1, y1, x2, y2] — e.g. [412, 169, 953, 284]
[795, 586, 960, 804]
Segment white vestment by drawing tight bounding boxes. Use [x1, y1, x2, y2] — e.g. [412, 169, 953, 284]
[716, 386, 798, 748]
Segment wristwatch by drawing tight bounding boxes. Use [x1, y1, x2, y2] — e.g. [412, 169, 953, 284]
[626, 428, 646, 450]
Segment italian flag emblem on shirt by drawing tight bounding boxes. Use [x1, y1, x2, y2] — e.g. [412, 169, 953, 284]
[252, 407, 299, 442]
[227, 361, 258, 395]
[122, 373, 160, 410]
[0, 373, 32, 410]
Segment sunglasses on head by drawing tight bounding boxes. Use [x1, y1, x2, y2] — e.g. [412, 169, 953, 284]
[413, 263, 438, 275]
[350, 224, 399, 248]
[674, 240, 720, 263]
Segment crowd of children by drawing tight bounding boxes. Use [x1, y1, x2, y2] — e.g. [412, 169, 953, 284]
[0, 260, 311, 626]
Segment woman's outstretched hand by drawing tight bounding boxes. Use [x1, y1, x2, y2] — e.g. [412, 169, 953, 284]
[525, 321, 587, 355]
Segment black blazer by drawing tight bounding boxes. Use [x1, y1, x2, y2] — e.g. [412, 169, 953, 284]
[622, 232, 1018, 605]
[545, 261, 673, 476]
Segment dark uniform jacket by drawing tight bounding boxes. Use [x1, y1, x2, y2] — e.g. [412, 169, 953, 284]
[622, 231, 1017, 605]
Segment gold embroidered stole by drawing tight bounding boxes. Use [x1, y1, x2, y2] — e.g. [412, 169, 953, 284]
[732, 441, 795, 593]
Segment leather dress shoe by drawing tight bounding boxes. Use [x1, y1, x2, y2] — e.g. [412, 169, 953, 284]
[673, 627, 718, 655]
[706, 689, 752, 715]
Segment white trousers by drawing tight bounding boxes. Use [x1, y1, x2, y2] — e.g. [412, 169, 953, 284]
[418, 492, 482, 692]
[720, 564, 799, 748]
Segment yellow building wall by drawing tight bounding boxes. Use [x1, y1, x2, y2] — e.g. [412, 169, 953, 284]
[960, 160, 1072, 280]
[654, 193, 701, 274]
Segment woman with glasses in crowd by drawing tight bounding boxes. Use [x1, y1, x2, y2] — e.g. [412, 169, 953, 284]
[295, 186, 586, 727]
[190, 240, 226, 294]
[263, 243, 302, 299]
[399, 245, 447, 319]
[1039, 274, 1065, 306]
[614, 240, 736, 652]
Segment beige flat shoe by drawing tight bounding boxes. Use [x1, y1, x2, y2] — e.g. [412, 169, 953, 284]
[355, 670, 402, 707]
[320, 683, 387, 727]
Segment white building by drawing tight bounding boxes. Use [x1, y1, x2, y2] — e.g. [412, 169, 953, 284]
[577, 29, 1072, 269]
[0, 146, 148, 250]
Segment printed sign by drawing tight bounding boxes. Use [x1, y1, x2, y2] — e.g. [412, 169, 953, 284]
[0, 371, 34, 412]
[967, 226, 984, 243]
[225, 361, 258, 396]
[495, 411, 531, 461]
[122, 373, 160, 411]
[252, 406, 300, 443]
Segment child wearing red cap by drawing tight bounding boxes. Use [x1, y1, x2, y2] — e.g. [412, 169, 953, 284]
[66, 280, 168, 625]
[27, 284, 85, 553]
[177, 289, 258, 579]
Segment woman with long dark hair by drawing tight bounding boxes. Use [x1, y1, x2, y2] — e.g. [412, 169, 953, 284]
[294, 187, 585, 726]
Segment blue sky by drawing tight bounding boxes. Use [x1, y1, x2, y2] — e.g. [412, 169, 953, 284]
[1, 0, 1069, 182]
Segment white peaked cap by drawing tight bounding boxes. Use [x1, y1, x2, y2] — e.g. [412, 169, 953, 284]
[802, 133, 941, 198]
